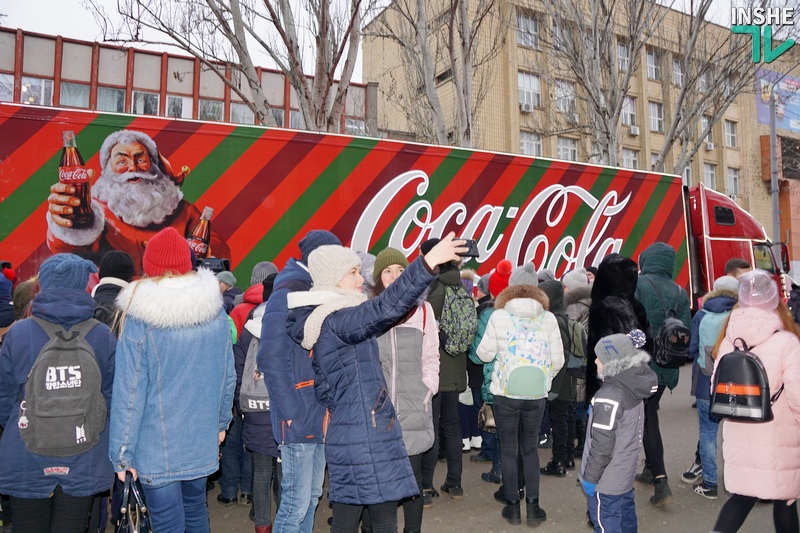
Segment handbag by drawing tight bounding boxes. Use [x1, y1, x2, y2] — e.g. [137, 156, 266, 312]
[478, 403, 496, 433]
[114, 472, 153, 533]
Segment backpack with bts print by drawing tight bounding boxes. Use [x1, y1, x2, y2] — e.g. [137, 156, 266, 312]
[697, 310, 730, 376]
[710, 338, 783, 422]
[439, 284, 478, 356]
[239, 335, 270, 413]
[645, 278, 690, 369]
[18, 317, 106, 457]
[497, 314, 552, 399]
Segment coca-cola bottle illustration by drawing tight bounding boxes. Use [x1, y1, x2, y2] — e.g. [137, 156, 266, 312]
[187, 206, 213, 258]
[59, 131, 93, 229]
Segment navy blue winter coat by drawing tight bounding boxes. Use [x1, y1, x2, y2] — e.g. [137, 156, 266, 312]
[0, 289, 116, 498]
[259, 258, 326, 445]
[287, 257, 435, 505]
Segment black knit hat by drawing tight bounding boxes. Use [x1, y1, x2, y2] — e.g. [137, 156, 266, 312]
[420, 238, 441, 255]
[299, 230, 342, 264]
[98, 250, 135, 282]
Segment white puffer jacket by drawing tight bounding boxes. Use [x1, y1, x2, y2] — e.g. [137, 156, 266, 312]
[476, 284, 564, 399]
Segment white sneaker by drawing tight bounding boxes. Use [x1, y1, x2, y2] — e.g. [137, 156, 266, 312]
[470, 436, 483, 449]
[462, 438, 471, 451]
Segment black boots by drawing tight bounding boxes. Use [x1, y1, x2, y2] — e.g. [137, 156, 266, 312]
[539, 461, 566, 477]
[502, 500, 521, 525]
[574, 420, 587, 457]
[526, 498, 547, 527]
[651, 477, 673, 507]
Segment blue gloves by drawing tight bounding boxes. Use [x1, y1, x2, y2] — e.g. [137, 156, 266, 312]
[582, 480, 597, 497]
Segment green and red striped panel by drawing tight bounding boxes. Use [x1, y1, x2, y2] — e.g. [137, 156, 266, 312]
[0, 104, 688, 286]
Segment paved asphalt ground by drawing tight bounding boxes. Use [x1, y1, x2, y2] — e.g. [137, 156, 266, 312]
[207, 365, 776, 533]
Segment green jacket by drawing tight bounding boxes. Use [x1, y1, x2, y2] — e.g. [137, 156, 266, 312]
[633, 243, 692, 390]
[469, 306, 494, 404]
[428, 267, 468, 393]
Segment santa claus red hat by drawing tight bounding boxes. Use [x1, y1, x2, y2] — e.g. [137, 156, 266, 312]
[142, 227, 194, 277]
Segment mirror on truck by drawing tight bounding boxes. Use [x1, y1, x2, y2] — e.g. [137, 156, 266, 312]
[780, 242, 791, 273]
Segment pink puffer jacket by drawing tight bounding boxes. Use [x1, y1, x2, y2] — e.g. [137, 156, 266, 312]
[713, 307, 800, 500]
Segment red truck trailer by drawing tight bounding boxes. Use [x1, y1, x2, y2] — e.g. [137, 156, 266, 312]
[0, 103, 788, 303]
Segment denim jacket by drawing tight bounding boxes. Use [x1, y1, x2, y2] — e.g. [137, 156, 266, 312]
[109, 268, 235, 487]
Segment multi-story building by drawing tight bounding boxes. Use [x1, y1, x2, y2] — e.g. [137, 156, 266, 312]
[363, 1, 800, 274]
[0, 27, 376, 135]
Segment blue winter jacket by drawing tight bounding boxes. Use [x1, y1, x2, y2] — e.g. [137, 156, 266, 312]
[108, 268, 235, 487]
[0, 289, 116, 498]
[286, 257, 435, 505]
[259, 258, 326, 445]
[689, 293, 737, 400]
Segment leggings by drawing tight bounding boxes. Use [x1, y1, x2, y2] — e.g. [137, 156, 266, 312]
[713, 494, 799, 533]
[10, 485, 93, 533]
[642, 384, 667, 477]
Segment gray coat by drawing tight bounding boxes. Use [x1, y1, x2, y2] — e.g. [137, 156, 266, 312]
[377, 303, 440, 456]
[579, 357, 658, 495]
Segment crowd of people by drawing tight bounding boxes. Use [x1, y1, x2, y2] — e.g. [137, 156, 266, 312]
[1, 227, 800, 533]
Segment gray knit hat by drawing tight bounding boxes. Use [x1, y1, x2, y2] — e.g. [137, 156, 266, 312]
[562, 267, 591, 291]
[477, 273, 490, 296]
[537, 268, 555, 283]
[308, 245, 362, 290]
[216, 271, 237, 288]
[713, 275, 740, 294]
[594, 330, 650, 378]
[251, 261, 278, 285]
[509, 263, 538, 287]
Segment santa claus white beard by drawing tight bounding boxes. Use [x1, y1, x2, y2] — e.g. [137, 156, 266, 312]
[93, 166, 184, 228]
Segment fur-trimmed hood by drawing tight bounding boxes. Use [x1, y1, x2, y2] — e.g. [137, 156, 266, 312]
[564, 284, 592, 307]
[702, 288, 738, 304]
[495, 284, 549, 311]
[599, 349, 651, 380]
[116, 267, 223, 328]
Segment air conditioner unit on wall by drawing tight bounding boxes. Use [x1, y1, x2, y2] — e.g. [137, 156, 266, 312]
[705, 142, 715, 151]
[629, 125, 640, 136]
[520, 102, 533, 113]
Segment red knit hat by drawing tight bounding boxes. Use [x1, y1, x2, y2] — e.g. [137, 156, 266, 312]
[488, 259, 513, 297]
[142, 227, 193, 277]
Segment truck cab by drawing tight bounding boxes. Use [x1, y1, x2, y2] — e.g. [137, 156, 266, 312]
[685, 183, 790, 306]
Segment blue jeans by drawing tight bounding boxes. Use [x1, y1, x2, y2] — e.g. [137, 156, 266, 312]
[588, 490, 637, 533]
[141, 476, 209, 533]
[696, 398, 720, 486]
[220, 416, 253, 498]
[273, 442, 325, 533]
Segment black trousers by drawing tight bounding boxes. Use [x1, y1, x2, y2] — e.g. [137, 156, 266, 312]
[421, 391, 463, 488]
[548, 399, 575, 463]
[332, 500, 397, 533]
[494, 395, 546, 502]
[10, 485, 93, 533]
[643, 384, 667, 477]
[713, 494, 799, 533]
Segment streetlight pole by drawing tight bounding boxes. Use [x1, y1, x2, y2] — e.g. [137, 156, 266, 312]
[769, 84, 781, 251]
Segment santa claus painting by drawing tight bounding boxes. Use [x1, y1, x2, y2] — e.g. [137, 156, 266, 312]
[46, 130, 230, 275]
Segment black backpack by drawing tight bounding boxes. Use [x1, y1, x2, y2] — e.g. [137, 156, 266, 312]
[645, 278, 690, 369]
[710, 338, 784, 422]
[18, 317, 107, 457]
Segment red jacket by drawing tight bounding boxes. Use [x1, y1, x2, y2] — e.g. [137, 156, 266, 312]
[231, 284, 263, 336]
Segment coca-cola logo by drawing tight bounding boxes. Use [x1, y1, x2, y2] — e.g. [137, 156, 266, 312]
[351, 170, 632, 273]
[59, 166, 89, 183]
[189, 241, 208, 255]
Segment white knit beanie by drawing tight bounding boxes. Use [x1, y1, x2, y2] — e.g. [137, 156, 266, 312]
[562, 267, 591, 291]
[308, 245, 362, 290]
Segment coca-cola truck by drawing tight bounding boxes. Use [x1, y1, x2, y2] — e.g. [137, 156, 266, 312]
[0, 103, 789, 304]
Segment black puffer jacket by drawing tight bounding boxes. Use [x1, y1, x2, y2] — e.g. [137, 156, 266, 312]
[587, 254, 652, 401]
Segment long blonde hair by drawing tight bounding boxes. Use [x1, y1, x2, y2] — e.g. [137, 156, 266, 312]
[114, 272, 183, 334]
[711, 301, 800, 360]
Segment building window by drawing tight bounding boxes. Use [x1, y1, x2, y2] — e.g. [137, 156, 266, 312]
[199, 99, 223, 121]
[231, 102, 255, 124]
[622, 148, 639, 169]
[727, 167, 740, 196]
[683, 166, 692, 186]
[132, 90, 159, 115]
[59, 82, 90, 109]
[651, 152, 660, 168]
[290, 110, 305, 129]
[649, 101, 664, 133]
[21, 76, 53, 106]
[167, 95, 193, 119]
[646, 49, 661, 80]
[272, 108, 285, 127]
[621, 96, 637, 126]
[725, 120, 737, 147]
[702, 115, 713, 143]
[97, 87, 125, 113]
[673, 58, 683, 86]
[557, 136, 578, 161]
[518, 72, 541, 108]
[699, 71, 708, 93]
[617, 42, 629, 71]
[704, 163, 716, 190]
[345, 118, 367, 136]
[517, 11, 539, 49]
[520, 131, 542, 156]
[0, 73, 12, 101]
[555, 80, 576, 115]
[553, 22, 570, 51]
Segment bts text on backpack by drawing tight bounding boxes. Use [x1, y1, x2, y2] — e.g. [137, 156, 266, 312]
[18, 317, 107, 457]
[239, 335, 270, 412]
[438, 284, 478, 356]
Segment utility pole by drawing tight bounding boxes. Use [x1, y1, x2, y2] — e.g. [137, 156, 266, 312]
[769, 85, 781, 252]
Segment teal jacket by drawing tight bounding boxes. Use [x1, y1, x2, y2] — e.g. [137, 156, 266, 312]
[633, 243, 692, 390]
[468, 306, 494, 404]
